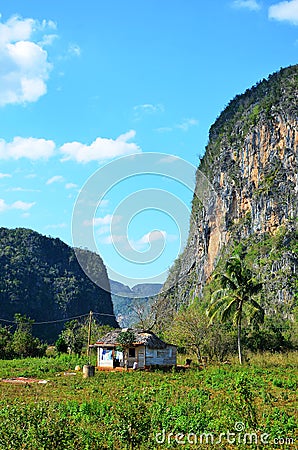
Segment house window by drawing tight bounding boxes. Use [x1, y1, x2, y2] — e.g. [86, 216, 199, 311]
[101, 349, 113, 361]
[129, 348, 136, 357]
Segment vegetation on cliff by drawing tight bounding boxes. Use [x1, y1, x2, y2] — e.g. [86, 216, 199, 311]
[0, 227, 118, 343]
[202, 64, 298, 174]
[158, 65, 297, 353]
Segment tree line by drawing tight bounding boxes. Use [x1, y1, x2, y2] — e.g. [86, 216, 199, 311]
[0, 314, 112, 359]
[0, 250, 296, 363]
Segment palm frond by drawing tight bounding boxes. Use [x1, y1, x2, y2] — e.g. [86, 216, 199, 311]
[249, 281, 263, 294]
[207, 294, 232, 323]
[249, 299, 265, 323]
[220, 273, 238, 290]
[221, 298, 238, 322]
[210, 288, 228, 303]
[226, 256, 242, 278]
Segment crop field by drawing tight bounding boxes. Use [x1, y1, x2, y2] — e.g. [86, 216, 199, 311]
[0, 353, 296, 449]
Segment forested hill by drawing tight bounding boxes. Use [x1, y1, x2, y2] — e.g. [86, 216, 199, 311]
[159, 64, 297, 324]
[0, 227, 118, 343]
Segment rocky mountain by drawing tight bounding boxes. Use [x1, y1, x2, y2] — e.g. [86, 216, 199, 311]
[110, 280, 162, 327]
[0, 228, 118, 342]
[110, 281, 162, 297]
[160, 65, 298, 321]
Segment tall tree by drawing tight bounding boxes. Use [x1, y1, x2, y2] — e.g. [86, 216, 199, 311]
[61, 320, 84, 356]
[12, 314, 46, 357]
[207, 255, 264, 364]
[165, 305, 208, 363]
[130, 297, 159, 331]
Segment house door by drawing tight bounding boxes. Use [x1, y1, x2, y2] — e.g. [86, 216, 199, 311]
[137, 348, 145, 368]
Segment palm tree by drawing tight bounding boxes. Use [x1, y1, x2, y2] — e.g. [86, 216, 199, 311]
[207, 254, 264, 364]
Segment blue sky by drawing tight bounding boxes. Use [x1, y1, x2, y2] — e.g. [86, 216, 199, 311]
[0, 0, 297, 287]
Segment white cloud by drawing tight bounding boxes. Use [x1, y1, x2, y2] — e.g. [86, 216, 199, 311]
[60, 130, 141, 163]
[155, 126, 173, 133]
[156, 118, 198, 133]
[134, 230, 177, 246]
[158, 155, 180, 164]
[137, 230, 167, 245]
[97, 225, 111, 236]
[0, 15, 54, 106]
[269, 0, 298, 25]
[176, 118, 199, 131]
[65, 182, 78, 189]
[0, 16, 34, 44]
[232, 0, 261, 10]
[68, 43, 81, 56]
[7, 187, 40, 192]
[41, 20, 57, 31]
[0, 131, 140, 163]
[95, 216, 113, 226]
[0, 137, 55, 160]
[46, 175, 64, 185]
[97, 228, 178, 247]
[11, 200, 35, 210]
[84, 214, 122, 227]
[128, 230, 178, 251]
[39, 34, 58, 47]
[98, 199, 109, 208]
[134, 103, 164, 113]
[115, 130, 136, 142]
[0, 173, 12, 179]
[0, 199, 9, 212]
[0, 198, 35, 212]
[133, 103, 164, 120]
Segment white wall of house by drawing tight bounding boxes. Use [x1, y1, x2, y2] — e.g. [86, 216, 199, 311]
[97, 344, 177, 368]
[145, 345, 177, 367]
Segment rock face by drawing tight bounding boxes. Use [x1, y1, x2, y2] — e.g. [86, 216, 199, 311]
[0, 228, 118, 342]
[162, 65, 298, 316]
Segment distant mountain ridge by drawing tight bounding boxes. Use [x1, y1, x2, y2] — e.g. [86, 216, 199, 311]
[109, 280, 162, 327]
[0, 227, 118, 342]
[110, 280, 162, 297]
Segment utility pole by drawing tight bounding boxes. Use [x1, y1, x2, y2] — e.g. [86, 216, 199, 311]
[87, 310, 93, 359]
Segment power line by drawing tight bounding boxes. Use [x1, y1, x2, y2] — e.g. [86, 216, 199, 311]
[0, 311, 116, 326]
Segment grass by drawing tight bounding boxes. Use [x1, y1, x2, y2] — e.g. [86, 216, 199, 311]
[0, 352, 297, 449]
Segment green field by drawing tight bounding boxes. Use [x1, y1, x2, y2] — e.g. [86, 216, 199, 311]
[0, 353, 297, 449]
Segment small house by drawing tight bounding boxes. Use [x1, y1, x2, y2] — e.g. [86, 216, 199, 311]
[93, 328, 177, 369]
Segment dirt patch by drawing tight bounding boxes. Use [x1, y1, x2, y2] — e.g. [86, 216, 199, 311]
[1, 377, 48, 384]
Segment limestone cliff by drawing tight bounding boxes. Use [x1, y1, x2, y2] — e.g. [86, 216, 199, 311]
[161, 65, 298, 318]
